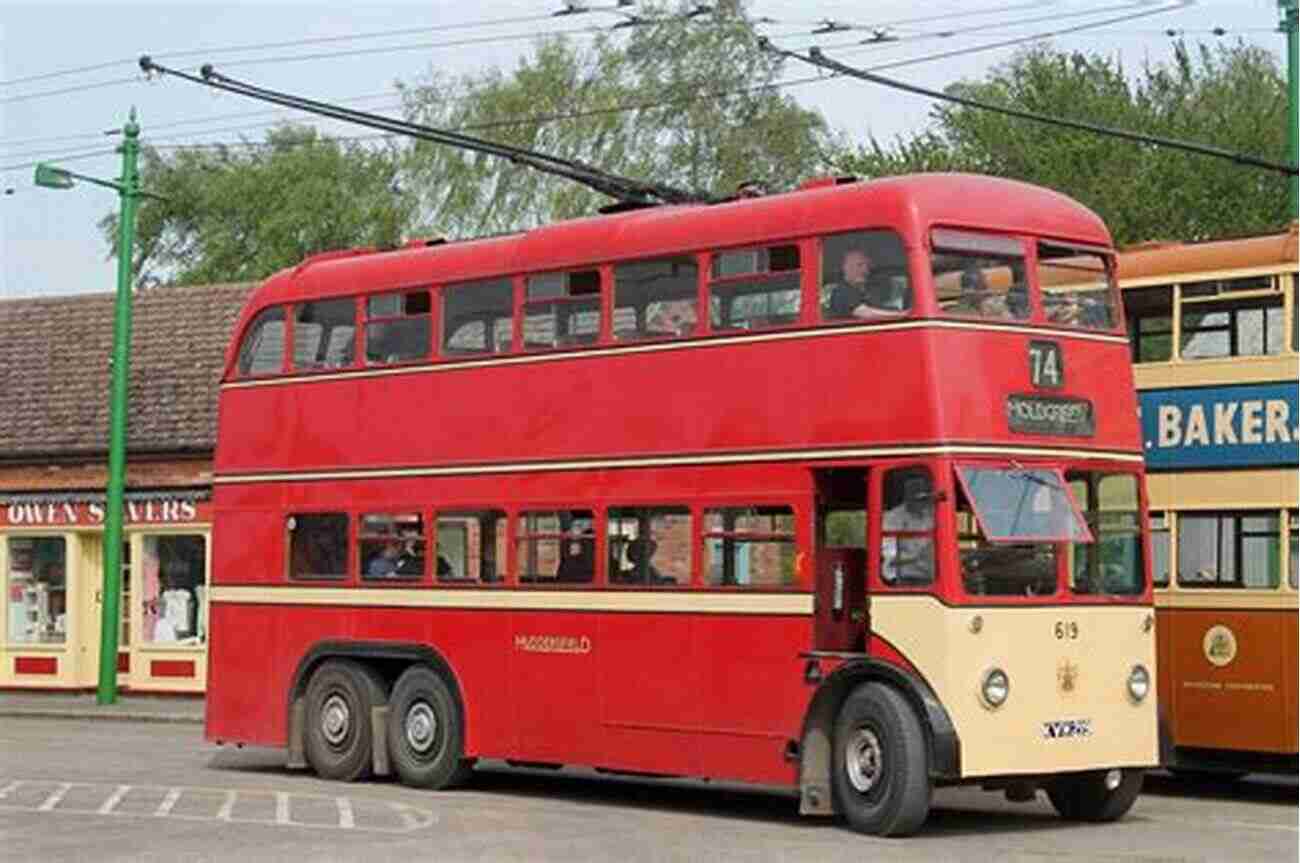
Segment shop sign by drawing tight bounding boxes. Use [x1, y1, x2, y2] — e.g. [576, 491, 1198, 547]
[1, 498, 203, 528]
[1139, 382, 1299, 469]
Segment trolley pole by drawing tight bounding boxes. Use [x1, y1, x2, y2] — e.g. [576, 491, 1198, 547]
[1283, 1, 1299, 217]
[33, 109, 142, 705]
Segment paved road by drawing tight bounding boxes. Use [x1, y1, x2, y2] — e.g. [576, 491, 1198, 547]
[0, 718, 1294, 862]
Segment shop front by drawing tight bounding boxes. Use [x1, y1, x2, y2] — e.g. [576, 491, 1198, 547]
[1, 491, 211, 693]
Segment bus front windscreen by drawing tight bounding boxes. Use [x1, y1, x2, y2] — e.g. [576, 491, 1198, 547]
[955, 465, 1092, 598]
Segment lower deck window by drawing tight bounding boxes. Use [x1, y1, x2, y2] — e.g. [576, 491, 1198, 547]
[881, 467, 935, 586]
[518, 511, 594, 585]
[703, 506, 796, 588]
[607, 507, 690, 586]
[288, 514, 348, 581]
[436, 510, 506, 583]
[1068, 472, 1144, 596]
[359, 513, 425, 581]
[1178, 512, 1280, 588]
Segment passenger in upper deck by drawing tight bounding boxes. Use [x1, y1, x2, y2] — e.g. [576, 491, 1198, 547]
[824, 249, 906, 319]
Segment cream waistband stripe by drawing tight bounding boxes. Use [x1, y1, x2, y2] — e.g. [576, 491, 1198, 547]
[210, 585, 815, 615]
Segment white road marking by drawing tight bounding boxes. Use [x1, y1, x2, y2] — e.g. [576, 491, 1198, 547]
[154, 788, 182, 817]
[336, 796, 355, 830]
[37, 783, 72, 812]
[0, 779, 435, 833]
[97, 785, 131, 815]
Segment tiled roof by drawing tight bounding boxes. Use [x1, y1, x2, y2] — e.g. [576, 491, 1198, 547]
[0, 283, 254, 459]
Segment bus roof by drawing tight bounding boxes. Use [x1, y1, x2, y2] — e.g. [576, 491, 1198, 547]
[1117, 222, 1299, 283]
[241, 173, 1111, 316]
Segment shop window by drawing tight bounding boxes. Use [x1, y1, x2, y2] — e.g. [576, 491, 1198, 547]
[359, 513, 425, 582]
[881, 467, 935, 587]
[523, 270, 600, 350]
[1124, 285, 1173, 363]
[518, 511, 594, 584]
[141, 535, 207, 644]
[709, 245, 801, 331]
[613, 256, 698, 341]
[1177, 511, 1279, 588]
[822, 230, 911, 320]
[236, 306, 285, 377]
[288, 513, 348, 581]
[293, 298, 356, 371]
[703, 506, 796, 588]
[436, 510, 506, 584]
[366, 290, 431, 365]
[443, 278, 514, 356]
[6, 537, 66, 644]
[607, 507, 690, 586]
[932, 230, 1025, 322]
[119, 540, 131, 646]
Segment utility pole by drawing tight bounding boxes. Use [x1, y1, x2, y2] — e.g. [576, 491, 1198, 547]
[1282, 1, 1299, 217]
[34, 109, 142, 705]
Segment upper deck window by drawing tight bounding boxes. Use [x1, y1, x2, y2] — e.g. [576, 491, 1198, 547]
[523, 270, 600, 351]
[1037, 243, 1119, 331]
[236, 306, 286, 377]
[443, 278, 514, 356]
[932, 229, 1028, 322]
[821, 230, 911, 320]
[1124, 286, 1173, 362]
[293, 298, 356, 372]
[1179, 276, 1283, 359]
[366, 290, 431, 365]
[614, 256, 698, 341]
[709, 244, 800, 331]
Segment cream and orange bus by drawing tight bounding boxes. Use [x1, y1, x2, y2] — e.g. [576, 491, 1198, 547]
[1119, 223, 1298, 778]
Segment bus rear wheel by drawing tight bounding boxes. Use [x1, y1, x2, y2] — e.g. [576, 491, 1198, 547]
[386, 665, 473, 789]
[303, 659, 386, 782]
[1046, 768, 1144, 822]
[831, 682, 931, 837]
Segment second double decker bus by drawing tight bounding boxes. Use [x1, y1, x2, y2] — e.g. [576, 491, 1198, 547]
[206, 173, 1157, 836]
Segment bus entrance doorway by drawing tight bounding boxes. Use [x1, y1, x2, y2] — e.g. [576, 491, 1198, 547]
[814, 470, 869, 653]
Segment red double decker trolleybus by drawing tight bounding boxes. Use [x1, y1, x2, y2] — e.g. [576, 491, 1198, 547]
[207, 173, 1157, 836]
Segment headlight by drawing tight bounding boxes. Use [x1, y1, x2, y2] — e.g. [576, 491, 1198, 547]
[980, 667, 1010, 709]
[1127, 664, 1150, 703]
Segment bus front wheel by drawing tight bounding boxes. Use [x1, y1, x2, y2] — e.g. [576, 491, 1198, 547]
[1046, 768, 1144, 822]
[303, 659, 386, 782]
[831, 682, 932, 836]
[386, 665, 474, 789]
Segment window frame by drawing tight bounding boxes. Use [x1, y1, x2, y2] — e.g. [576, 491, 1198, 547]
[516, 508, 597, 587]
[1175, 510, 1282, 589]
[364, 288, 433, 367]
[612, 254, 702, 343]
[606, 505, 693, 588]
[708, 242, 803, 333]
[434, 507, 508, 587]
[521, 269, 602, 352]
[357, 510, 429, 585]
[440, 276, 516, 357]
[235, 305, 288, 379]
[285, 511, 352, 584]
[700, 503, 800, 590]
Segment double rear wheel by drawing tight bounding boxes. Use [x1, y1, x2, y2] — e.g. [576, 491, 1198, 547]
[385, 665, 474, 789]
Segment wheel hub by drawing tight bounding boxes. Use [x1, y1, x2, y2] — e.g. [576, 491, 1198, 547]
[845, 726, 884, 793]
[321, 694, 351, 746]
[405, 701, 438, 754]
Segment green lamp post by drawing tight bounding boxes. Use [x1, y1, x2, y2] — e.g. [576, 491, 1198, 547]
[34, 109, 142, 705]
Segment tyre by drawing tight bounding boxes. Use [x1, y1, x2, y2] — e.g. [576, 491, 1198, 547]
[1046, 768, 1144, 822]
[303, 659, 386, 782]
[831, 682, 932, 836]
[386, 665, 474, 789]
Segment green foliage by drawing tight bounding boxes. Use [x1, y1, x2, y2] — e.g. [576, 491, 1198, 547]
[400, 1, 831, 237]
[834, 41, 1290, 244]
[101, 126, 415, 287]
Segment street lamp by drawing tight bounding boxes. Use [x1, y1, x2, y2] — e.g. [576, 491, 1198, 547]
[34, 109, 142, 706]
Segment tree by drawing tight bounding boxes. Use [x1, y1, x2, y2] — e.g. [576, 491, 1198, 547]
[834, 41, 1290, 245]
[101, 125, 416, 288]
[399, 1, 832, 237]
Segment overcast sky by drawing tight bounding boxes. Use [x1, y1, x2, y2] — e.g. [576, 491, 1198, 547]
[0, 0, 1287, 300]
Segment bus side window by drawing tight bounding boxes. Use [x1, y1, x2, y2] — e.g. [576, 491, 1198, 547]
[880, 467, 935, 587]
[709, 244, 801, 331]
[613, 256, 699, 341]
[523, 270, 600, 350]
[443, 278, 514, 356]
[820, 230, 911, 321]
[287, 513, 348, 581]
[359, 512, 425, 582]
[436, 510, 507, 584]
[236, 306, 286, 377]
[294, 298, 356, 372]
[518, 511, 595, 585]
[607, 506, 690, 586]
[703, 506, 796, 588]
[366, 290, 431, 365]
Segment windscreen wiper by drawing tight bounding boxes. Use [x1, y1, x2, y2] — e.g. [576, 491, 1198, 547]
[138, 56, 709, 208]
